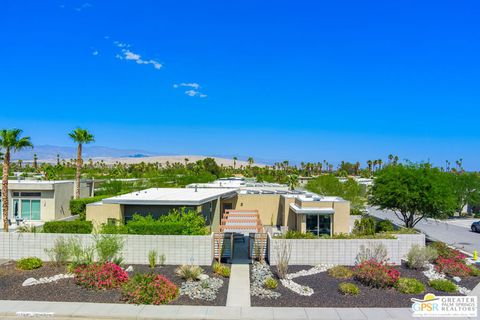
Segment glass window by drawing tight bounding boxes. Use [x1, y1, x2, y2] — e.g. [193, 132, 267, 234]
[305, 214, 332, 237]
[31, 200, 40, 220]
[21, 199, 30, 220]
[21, 192, 41, 197]
[19, 199, 41, 221]
[306, 214, 319, 236]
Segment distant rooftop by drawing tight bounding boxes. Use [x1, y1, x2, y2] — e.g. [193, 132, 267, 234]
[102, 188, 237, 206]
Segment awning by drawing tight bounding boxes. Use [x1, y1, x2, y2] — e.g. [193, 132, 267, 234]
[289, 203, 335, 215]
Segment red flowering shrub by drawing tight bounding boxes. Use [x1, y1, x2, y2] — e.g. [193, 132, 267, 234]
[354, 259, 400, 288]
[434, 257, 471, 277]
[122, 273, 178, 305]
[430, 242, 466, 261]
[74, 262, 129, 290]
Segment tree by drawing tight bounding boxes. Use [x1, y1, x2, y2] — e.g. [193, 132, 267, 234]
[232, 156, 237, 169]
[247, 157, 254, 166]
[1, 129, 33, 231]
[449, 172, 480, 214]
[33, 154, 38, 169]
[369, 163, 457, 228]
[68, 128, 95, 199]
[287, 174, 299, 190]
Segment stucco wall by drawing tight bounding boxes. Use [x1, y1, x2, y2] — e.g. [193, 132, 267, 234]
[86, 203, 123, 229]
[0, 233, 213, 265]
[53, 183, 74, 220]
[268, 233, 425, 266]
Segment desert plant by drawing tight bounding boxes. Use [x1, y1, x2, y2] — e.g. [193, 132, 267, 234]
[328, 266, 354, 279]
[212, 261, 230, 277]
[17, 225, 39, 233]
[434, 257, 471, 277]
[74, 262, 129, 290]
[148, 250, 157, 270]
[275, 240, 291, 279]
[355, 243, 389, 264]
[428, 279, 457, 292]
[264, 277, 278, 289]
[122, 273, 178, 305]
[406, 245, 438, 270]
[94, 234, 124, 263]
[159, 254, 166, 266]
[67, 237, 94, 269]
[175, 265, 204, 281]
[338, 282, 360, 295]
[354, 259, 400, 288]
[395, 277, 425, 294]
[468, 265, 480, 276]
[45, 237, 71, 266]
[16, 257, 43, 270]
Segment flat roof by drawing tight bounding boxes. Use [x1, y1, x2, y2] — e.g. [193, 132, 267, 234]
[102, 188, 238, 206]
[289, 203, 335, 215]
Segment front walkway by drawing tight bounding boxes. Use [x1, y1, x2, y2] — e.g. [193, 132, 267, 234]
[0, 300, 477, 320]
[226, 235, 251, 307]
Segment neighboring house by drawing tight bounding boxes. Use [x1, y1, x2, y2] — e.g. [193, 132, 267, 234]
[86, 178, 350, 235]
[0, 180, 93, 225]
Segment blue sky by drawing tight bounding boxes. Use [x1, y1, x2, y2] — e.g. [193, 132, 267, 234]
[1, 1, 479, 169]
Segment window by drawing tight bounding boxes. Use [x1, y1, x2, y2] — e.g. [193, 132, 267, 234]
[19, 199, 41, 220]
[306, 214, 332, 236]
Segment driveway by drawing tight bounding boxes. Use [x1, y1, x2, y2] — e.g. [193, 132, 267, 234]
[368, 207, 480, 255]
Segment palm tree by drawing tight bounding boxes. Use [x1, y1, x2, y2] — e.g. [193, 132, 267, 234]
[184, 158, 189, 167]
[1, 129, 33, 231]
[69, 128, 95, 199]
[33, 154, 38, 169]
[233, 157, 238, 169]
[287, 174, 299, 191]
[367, 160, 373, 173]
[247, 157, 254, 166]
[56, 154, 60, 166]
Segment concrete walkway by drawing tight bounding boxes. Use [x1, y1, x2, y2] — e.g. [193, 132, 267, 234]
[0, 300, 477, 320]
[226, 235, 252, 307]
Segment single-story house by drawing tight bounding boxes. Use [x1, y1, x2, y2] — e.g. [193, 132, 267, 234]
[86, 178, 350, 235]
[1, 180, 93, 225]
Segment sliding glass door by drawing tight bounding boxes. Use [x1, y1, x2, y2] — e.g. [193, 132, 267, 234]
[19, 199, 41, 221]
[306, 214, 332, 236]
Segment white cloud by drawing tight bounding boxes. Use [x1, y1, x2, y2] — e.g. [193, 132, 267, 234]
[92, 50, 99, 56]
[184, 90, 207, 98]
[124, 50, 141, 61]
[112, 42, 163, 70]
[174, 82, 200, 89]
[75, 2, 92, 11]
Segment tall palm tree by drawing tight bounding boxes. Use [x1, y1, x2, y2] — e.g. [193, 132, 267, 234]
[69, 128, 95, 199]
[184, 158, 189, 167]
[232, 157, 238, 169]
[247, 157, 254, 166]
[1, 129, 33, 231]
[33, 154, 38, 169]
[287, 174, 299, 191]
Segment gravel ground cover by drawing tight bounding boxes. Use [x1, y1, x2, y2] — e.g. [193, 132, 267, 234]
[251, 263, 480, 308]
[0, 261, 229, 306]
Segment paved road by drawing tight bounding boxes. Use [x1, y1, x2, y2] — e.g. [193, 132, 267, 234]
[368, 207, 480, 254]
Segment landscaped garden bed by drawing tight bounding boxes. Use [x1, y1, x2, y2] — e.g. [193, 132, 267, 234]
[251, 240, 480, 308]
[0, 261, 229, 306]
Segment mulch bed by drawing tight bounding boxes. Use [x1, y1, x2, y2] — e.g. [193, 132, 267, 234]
[251, 264, 480, 308]
[0, 261, 229, 306]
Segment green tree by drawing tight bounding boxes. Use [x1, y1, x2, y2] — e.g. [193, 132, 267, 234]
[232, 156, 237, 169]
[247, 157, 254, 166]
[369, 163, 457, 228]
[69, 128, 95, 199]
[449, 172, 480, 215]
[287, 174, 299, 190]
[1, 129, 33, 231]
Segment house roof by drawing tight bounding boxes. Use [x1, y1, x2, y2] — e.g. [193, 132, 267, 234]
[102, 188, 238, 206]
[289, 203, 335, 215]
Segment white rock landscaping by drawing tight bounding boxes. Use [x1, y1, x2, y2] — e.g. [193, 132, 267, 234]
[422, 263, 471, 295]
[180, 277, 223, 301]
[281, 264, 332, 296]
[22, 274, 74, 287]
[250, 262, 281, 299]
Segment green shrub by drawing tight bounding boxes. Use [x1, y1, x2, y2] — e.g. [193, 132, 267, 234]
[94, 234, 124, 263]
[406, 245, 438, 270]
[212, 261, 230, 277]
[100, 224, 129, 234]
[328, 266, 354, 279]
[43, 220, 93, 234]
[16, 257, 43, 270]
[159, 254, 166, 266]
[45, 237, 71, 266]
[353, 216, 376, 236]
[67, 237, 94, 269]
[281, 230, 316, 239]
[338, 282, 360, 295]
[122, 273, 178, 305]
[396, 277, 425, 294]
[429, 242, 464, 260]
[469, 265, 480, 276]
[175, 265, 204, 281]
[376, 220, 394, 233]
[429, 279, 457, 292]
[264, 277, 278, 289]
[70, 196, 110, 220]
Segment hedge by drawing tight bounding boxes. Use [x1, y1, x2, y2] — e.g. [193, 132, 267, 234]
[70, 196, 111, 220]
[42, 220, 93, 234]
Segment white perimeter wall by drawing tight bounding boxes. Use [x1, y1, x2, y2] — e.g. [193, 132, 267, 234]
[268, 234, 425, 266]
[0, 233, 213, 266]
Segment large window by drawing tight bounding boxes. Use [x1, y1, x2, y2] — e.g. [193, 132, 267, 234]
[11, 199, 41, 221]
[306, 214, 332, 236]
